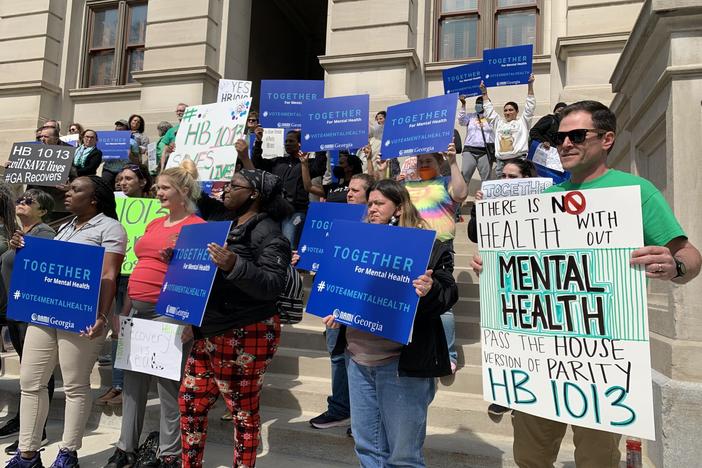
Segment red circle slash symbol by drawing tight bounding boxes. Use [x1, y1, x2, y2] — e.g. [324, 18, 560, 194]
[563, 191, 586, 215]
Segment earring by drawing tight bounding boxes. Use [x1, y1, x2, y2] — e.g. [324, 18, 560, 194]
[390, 215, 398, 225]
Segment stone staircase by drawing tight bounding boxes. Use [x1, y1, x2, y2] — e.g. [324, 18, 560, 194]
[0, 218, 600, 466]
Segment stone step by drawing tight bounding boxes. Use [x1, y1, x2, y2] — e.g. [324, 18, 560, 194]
[0, 376, 583, 467]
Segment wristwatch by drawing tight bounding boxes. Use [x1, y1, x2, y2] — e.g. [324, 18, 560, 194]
[674, 258, 686, 279]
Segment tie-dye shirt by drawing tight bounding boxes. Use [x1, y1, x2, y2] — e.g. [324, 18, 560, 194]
[405, 176, 457, 241]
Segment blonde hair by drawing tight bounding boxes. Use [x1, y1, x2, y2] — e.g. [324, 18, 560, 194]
[179, 159, 199, 180]
[157, 167, 201, 213]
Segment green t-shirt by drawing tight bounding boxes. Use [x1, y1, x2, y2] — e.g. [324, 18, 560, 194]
[545, 169, 685, 247]
[161, 123, 179, 147]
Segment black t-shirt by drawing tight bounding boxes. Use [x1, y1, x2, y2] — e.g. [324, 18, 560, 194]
[324, 183, 349, 203]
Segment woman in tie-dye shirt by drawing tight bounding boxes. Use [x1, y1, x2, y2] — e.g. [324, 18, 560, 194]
[404, 142, 468, 371]
[404, 143, 468, 243]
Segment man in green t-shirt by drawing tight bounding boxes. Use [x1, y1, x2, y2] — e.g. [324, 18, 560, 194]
[471, 100, 701, 467]
[158, 102, 187, 171]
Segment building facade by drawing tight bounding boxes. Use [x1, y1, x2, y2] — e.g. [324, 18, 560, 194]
[0, 0, 700, 465]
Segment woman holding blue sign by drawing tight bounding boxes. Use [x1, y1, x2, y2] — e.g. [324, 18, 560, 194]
[104, 167, 203, 468]
[326, 179, 458, 468]
[178, 169, 292, 468]
[8, 176, 126, 468]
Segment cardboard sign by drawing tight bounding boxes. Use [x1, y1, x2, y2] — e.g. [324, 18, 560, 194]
[8, 237, 105, 333]
[5, 143, 74, 186]
[115, 317, 184, 381]
[305, 221, 436, 344]
[261, 128, 285, 159]
[260, 80, 325, 129]
[167, 99, 252, 181]
[483, 44, 533, 87]
[480, 177, 553, 199]
[301, 94, 370, 152]
[156, 221, 233, 326]
[381, 94, 458, 159]
[146, 142, 157, 173]
[97, 131, 132, 160]
[217, 79, 253, 102]
[296, 202, 367, 272]
[443, 62, 482, 97]
[116, 197, 168, 275]
[477, 186, 654, 439]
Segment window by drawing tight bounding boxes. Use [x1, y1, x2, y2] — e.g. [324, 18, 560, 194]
[437, 0, 480, 61]
[495, 0, 537, 48]
[435, 0, 540, 61]
[85, 1, 147, 87]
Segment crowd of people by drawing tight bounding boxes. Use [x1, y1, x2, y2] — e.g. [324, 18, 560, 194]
[0, 78, 699, 468]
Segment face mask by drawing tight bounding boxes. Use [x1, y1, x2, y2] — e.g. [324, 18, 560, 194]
[332, 166, 346, 180]
[475, 104, 484, 113]
[418, 167, 437, 181]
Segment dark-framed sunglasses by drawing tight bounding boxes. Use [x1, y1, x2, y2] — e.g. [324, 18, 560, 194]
[247, 118, 259, 123]
[15, 196, 35, 206]
[123, 164, 144, 178]
[555, 128, 607, 146]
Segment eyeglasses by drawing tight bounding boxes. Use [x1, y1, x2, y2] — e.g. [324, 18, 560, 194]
[15, 196, 35, 206]
[555, 128, 607, 146]
[225, 183, 252, 192]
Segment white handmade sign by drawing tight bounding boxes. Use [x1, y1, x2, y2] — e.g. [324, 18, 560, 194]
[167, 99, 252, 181]
[261, 128, 285, 159]
[115, 316, 184, 381]
[481, 177, 553, 199]
[477, 186, 654, 439]
[146, 142, 157, 174]
[532, 143, 563, 171]
[217, 79, 252, 103]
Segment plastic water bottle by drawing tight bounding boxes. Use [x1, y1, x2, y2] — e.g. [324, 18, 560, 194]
[626, 438, 642, 468]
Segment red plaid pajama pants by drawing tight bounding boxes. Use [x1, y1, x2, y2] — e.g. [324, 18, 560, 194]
[179, 315, 280, 468]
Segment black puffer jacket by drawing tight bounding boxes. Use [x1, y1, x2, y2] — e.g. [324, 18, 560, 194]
[196, 213, 292, 338]
[332, 240, 458, 378]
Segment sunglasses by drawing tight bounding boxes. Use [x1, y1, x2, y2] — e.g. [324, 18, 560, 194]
[123, 164, 144, 178]
[15, 196, 35, 206]
[247, 118, 259, 123]
[555, 128, 606, 146]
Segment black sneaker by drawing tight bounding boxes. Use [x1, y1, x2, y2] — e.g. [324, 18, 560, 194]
[5, 451, 44, 468]
[103, 448, 136, 468]
[5, 431, 49, 456]
[487, 403, 511, 423]
[0, 417, 20, 439]
[159, 455, 181, 468]
[346, 427, 353, 438]
[49, 448, 78, 468]
[309, 411, 351, 429]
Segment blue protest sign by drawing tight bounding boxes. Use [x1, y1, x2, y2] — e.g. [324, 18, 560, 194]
[260, 80, 325, 129]
[305, 221, 436, 344]
[483, 44, 533, 87]
[156, 221, 232, 326]
[8, 237, 105, 333]
[381, 94, 458, 159]
[300, 94, 369, 152]
[297, 202, 367, 272]
[443, 62, 482, 97]
[97, 130, 132, 160]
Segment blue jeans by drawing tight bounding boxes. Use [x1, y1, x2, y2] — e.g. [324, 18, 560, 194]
[282, 211, 306, 250]
[348, 358, 435, 468]
[441, 310, 457, 365]
[325, 326, 350, 419]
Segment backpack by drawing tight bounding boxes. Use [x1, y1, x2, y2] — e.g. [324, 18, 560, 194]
[255, 230, 304, 324]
